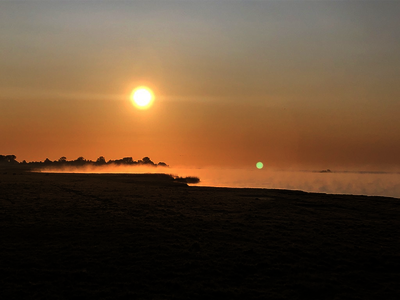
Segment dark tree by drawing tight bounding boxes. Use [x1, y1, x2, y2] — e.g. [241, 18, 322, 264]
[122, 157, 133, 164]
[7, 155, 17, 163]
[58, 157, 67, 163]
[0, 155, 18, 164]
[142, 157, 154, 165]
[96, 156, 106, 165]
[74, 157, 86, 166]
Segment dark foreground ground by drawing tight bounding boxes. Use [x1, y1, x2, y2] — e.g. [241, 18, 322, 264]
[1, 171, 399, 299]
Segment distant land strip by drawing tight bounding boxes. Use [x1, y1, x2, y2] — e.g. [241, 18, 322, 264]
[0, 154, 168, 169]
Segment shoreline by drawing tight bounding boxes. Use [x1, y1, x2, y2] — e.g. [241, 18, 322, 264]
[2, 167, 400, 199]
[1, 171, 400, 299]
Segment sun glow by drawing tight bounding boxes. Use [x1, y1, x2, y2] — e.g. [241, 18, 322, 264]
[131, 87, 154, 110]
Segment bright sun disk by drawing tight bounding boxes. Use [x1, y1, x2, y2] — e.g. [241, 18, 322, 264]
[131, 87, 154, 110]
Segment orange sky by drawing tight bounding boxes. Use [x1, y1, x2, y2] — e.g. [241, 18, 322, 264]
[1, 1, 399, 171]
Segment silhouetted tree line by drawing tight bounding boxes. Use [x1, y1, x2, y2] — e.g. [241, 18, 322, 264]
[0, 155, 168, 168]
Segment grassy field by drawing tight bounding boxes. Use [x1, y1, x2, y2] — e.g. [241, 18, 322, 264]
[1, 171, 399, 299]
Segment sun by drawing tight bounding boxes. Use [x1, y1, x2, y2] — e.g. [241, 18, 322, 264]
[130, 87, 154, 110]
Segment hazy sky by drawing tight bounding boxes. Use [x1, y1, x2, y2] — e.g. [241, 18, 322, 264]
[1, 0, 399, 170]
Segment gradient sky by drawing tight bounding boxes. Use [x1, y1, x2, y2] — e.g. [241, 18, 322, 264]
[1, 1, 399, 170]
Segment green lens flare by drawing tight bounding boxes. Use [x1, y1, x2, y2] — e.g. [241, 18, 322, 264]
[256, 162, 264, 169]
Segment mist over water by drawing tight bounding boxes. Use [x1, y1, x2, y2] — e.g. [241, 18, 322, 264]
[189, 168, 400, 199]
[41, 166, 400, 198]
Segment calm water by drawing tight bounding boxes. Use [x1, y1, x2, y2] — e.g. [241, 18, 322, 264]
[174, 168, 400, 199]
[43, 166, 400, 198]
